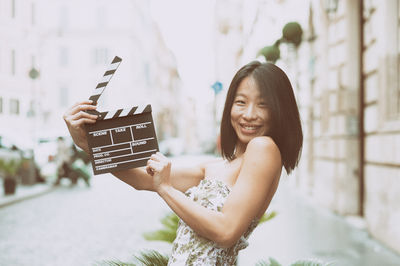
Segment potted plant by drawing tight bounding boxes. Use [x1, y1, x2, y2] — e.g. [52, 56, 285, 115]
[0, 158, 21, 195]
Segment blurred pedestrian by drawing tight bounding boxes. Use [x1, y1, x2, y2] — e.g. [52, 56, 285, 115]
[63, 61, 303, 265]
[54, 136, 75, 186]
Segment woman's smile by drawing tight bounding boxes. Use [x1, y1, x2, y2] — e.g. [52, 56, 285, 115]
[239, 123, 263, 134]
[230, 76, 270, 148]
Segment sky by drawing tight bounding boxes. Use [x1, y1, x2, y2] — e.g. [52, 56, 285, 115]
[150, 0, 216, 101]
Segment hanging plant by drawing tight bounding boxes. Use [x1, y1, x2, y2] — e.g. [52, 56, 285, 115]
[282, 22, 303, 47]
[257, 44, 280, 63]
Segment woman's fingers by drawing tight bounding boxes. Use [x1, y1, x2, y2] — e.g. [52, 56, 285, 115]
[69, 104, 97, 116]
[146, 165, 154, 176]
[150, 152, 168, 162]
[71, 117, 97, 127]
[147, 160, 163, 173]
[64, 101, 97, 117]
[71, 110, 98, 121]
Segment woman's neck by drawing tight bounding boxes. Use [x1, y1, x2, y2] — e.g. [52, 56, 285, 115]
[234, 142, 247, 158]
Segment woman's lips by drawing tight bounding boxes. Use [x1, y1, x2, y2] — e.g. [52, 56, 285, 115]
[239, 123, 261, 134]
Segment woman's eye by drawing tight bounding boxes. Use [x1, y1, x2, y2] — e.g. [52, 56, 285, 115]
[234, 100, 245, 105]
[258, 102, 267, 107]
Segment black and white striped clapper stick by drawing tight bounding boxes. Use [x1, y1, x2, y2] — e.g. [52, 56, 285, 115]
[86, 56, 122, 117]
[84, 56, 159, 175]
[90, 56, 121, 105]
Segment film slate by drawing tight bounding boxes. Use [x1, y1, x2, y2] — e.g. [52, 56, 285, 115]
[85, 56, 159, 175]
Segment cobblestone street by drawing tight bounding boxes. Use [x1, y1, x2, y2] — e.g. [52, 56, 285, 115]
[1, 155, 400, 266]
[0, 175, 171, 266]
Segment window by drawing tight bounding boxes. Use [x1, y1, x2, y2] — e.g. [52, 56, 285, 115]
[0, 97, 3, 114]
[11, 0, 15, 18]
[384, 0, 400, 121]
[31, 2, 35, 25]
[96, 6, 106, 28]
[11, 49, 15, 75]
[93, 48, 109, 65]
[27, 100, 35, 117]
[59, 6, 69, 29]
[59, 87, 68, 107]
[10, 99, 19, 115]
[59, 47, 69, 67]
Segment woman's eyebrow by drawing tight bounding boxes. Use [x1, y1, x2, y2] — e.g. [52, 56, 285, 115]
[234, 93, 247, 98]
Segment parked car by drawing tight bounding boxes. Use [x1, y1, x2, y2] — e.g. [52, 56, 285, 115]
[33, 135, 73, 180]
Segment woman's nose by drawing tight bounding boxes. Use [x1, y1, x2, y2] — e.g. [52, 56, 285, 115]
[243, 104, 257, 120]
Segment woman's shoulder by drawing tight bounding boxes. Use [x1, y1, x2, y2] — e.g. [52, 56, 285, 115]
[245, 136, 281, 160]
[247, 136, 278, 150]
[202, 157, 224, 169]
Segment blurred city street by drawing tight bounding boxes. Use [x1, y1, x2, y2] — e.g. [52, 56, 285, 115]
[1, 156, 400, 266]
[1, 0, 400, 265]
[0, 170, 172, 266]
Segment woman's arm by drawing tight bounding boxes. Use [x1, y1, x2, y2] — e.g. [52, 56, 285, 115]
[148, 136, 282, 248]
[63, 100, 205, 192]
[111, 163, 205, 192]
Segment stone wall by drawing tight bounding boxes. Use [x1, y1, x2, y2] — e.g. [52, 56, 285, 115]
[297, 0, 361, 215]
[362, 0, 400, 254]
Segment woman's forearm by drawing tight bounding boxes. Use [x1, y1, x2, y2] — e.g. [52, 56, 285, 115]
[157, 185, 231, 247]
[112, 167, 155, 191]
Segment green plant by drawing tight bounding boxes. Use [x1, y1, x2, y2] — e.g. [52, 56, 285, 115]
[259, 211, 277, 224]
[96, 250, 169, 266]
[256, 257, 282, 266]
[142, 212, 180, 243]
[256, 257, 332, 266]
[258, 45, 281, 63]
[282, 22, 303, 47]
[257, 21, 303, 62]
[0, 158, 21, 178]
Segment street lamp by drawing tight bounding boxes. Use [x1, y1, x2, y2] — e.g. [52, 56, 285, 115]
[29, 67, 40, 80]
[28, 67, 40, 117]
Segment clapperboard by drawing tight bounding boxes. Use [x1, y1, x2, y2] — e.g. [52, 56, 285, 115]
[85, 56, 159, 175]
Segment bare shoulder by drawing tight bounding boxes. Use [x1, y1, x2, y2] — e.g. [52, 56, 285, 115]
[201, 157, 224, 169]
[241, 136, 282, 177]
[245, 136, 281, 159]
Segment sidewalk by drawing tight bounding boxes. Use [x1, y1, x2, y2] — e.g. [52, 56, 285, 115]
[0, 182, 57, 208]
[239, 179, 400, 266]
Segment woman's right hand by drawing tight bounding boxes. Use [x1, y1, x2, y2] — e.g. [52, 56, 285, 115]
[63, 100, 98, 153]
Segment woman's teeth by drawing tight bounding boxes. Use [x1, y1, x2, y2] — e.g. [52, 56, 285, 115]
[242, 125, 257, 130]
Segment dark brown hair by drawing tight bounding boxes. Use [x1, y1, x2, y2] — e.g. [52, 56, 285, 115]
[220, 61, 303, 174]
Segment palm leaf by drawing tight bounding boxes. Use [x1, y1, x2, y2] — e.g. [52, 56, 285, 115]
[94, 259, 136, 266]
[95, 250, 169, 266]
[143, 213, 179, 243]
[290, 258, 331, 266]
[256, 257, 282, 266]
[258, 211, 277, 225]
[132, 250, 169, 266]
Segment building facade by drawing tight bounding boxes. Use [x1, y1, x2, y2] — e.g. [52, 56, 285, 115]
[214, 0, 400, 255]
[295, 0, 400, 254]
[0, 0, 182, 150]
[0, 0, 40, 147]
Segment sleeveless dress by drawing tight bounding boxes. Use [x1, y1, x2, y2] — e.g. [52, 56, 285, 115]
[168, 178, 260, 266]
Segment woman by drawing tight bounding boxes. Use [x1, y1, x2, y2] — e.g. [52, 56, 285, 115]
[63, 61, 303, 265]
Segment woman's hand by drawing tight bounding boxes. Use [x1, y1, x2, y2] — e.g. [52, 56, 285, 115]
[146, 152, 172, 193]
[63, 100, 98, 153]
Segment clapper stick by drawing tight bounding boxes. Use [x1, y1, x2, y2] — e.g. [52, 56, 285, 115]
[86, 56, 122, 117]
[84, 56, 159, 175]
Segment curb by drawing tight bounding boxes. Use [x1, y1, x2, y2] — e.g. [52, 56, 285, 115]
[0, 185, 58, 209]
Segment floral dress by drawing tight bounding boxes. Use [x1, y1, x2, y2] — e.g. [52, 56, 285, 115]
[168, 178, 260, 266]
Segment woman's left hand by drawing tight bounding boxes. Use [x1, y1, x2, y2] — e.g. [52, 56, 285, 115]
[146, 152, 172, 193]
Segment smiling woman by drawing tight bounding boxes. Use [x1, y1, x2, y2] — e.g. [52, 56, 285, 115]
[220, 61, 303, 174]
[64, 60, 303, 265]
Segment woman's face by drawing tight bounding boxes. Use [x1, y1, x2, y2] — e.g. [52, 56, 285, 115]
[230, 76, 270, 149]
